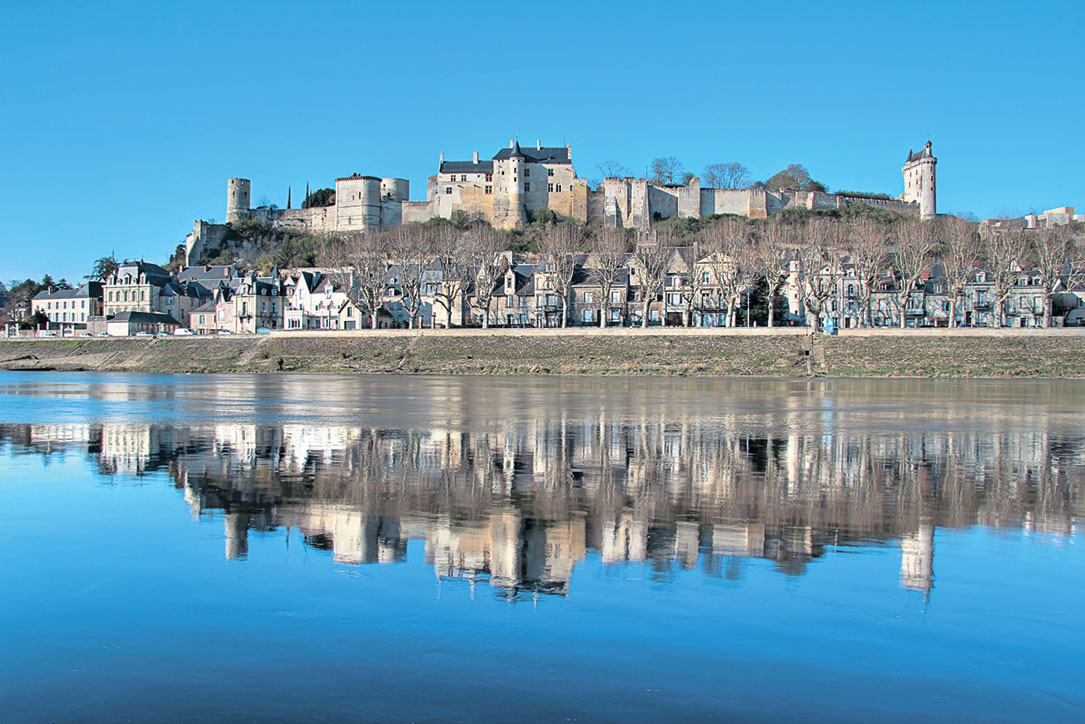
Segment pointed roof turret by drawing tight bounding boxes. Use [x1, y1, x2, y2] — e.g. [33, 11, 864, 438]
[509, 141, 525, 159]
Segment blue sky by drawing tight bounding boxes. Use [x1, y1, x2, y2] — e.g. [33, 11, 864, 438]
[1, 0, 1081, 283]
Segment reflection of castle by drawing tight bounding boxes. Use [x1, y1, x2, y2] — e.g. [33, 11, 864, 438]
[2, 378, 1082, 600]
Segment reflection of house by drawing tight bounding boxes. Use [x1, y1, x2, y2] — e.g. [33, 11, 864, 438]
[900, 522, 934, 594]
[6, 376, 1078, 602]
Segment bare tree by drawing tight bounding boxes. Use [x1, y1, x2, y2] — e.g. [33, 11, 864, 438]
[702, 162, 751, 190]
[890, 219, 936, 328]
[753, 217, 793, 328]
[937, 217, 981, 328]
[587, 226, 629, 328]
[539, 223, 583, 328]
[701, 217, 755, 327]
[982, 228, 1030, 328]
[386, 227, 430, 329]
[464, 226, 505, 329]
[324, 232, 386, 329]
[1030, 226, 1082, 328]
[846, 217, 888, 327]
[425, 224, 470, 328]
[630, 230, 670, 328]
[647, 157, 686, 186]
[677, 235, 710, 327]
[596, 161, 630, 179]
[796, 219, 846, 331]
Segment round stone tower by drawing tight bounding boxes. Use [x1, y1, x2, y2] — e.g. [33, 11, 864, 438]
[901, 142, 936, 220]
[226, 178, 251, 222]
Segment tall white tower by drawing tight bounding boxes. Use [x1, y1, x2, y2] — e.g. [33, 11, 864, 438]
[226, 178, 251, 223]
[901, 141, 936, 220]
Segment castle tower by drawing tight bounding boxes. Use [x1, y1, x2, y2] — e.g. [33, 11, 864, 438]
[507, 140, 525, 219]
[901, 141, 936, 220]
[334, 175, 382, 231]
[226, 178, 251, 222]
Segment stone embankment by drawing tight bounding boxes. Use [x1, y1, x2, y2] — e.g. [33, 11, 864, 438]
[2, 328, 1084, 377]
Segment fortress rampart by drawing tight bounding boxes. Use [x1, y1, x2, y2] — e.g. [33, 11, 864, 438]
[186, 140, 931, 265]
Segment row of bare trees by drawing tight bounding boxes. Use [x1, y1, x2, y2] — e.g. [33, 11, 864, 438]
[321, 215, 1082, 330]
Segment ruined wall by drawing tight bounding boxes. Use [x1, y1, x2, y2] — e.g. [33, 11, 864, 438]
[380, 199, 402, 229]
[701, 189, 750, 217]
[185, 220, 230, 266]
[677, 178, 700, 217]
[401, 200, 437, 225]
[568, 180, 590, 223]
[277, 207, 332, 233]
[647, 185, 678, 222]
[587, 186, 606, 224]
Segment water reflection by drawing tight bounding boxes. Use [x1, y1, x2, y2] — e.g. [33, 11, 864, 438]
[3, 376, 1081, 602]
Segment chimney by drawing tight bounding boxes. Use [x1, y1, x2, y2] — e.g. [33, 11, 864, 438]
[439, 152, 444, 164]
[509, 139, 514, 149]
[536, 139, 541, 150]
[473, 151, 479, 164]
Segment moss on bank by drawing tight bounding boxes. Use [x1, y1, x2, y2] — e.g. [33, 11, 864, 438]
[1, 333, 1083, 378]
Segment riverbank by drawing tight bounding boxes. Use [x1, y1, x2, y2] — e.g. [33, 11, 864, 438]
[2, 328, 1084, 377]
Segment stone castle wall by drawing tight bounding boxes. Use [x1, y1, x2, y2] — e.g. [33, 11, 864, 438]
[207, 142, 926, 241]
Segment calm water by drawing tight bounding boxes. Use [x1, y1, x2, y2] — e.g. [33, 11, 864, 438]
[1, 371, 1082, 723]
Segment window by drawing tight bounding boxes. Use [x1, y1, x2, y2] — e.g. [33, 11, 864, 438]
[583, 309, 592, 322]
[485, 185, 492, 194]
[548, 183, 554, 192]
[460, 175, 467, 182]
[650, 309, 660, 322]
[610, 309, 620, 321]
[485, 173, 492, 182]
[611, 290, 621, 303]
[584, 292, 593, 304]
[524, 183, 530, 192]
[701, 272, 710, 284]
[556, 184, 561, 192]
[445, 187, 452, 195]
[524, 169, 530, 177]
[668, 293, 681, 305]
[547, 168, 554, 177]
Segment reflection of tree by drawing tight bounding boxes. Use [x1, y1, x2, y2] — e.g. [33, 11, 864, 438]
[2, 381, 1082, 599]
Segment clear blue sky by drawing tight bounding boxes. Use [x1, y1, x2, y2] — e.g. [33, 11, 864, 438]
[2, 0, 1081, 284]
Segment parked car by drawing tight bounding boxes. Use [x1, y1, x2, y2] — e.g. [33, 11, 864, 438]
[173, 328, 195, 336]
[78, 333, 93, 338]
[135, 331, 154, 337]
[217, 329, 233, 335]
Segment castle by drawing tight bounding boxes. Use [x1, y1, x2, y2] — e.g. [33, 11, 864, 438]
[186, 139, 936, 265]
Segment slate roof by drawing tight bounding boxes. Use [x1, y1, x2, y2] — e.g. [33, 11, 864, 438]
[492, 144, 571, 163]
[439, 160, 495, 174]
[906, 143, 934, 163]
[178, 265, 236, 283]
[33, 282, 101, 301]
[109, 311, 180, 325]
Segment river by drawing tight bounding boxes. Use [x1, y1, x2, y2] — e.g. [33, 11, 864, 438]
[1, 372, 1082, 722]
